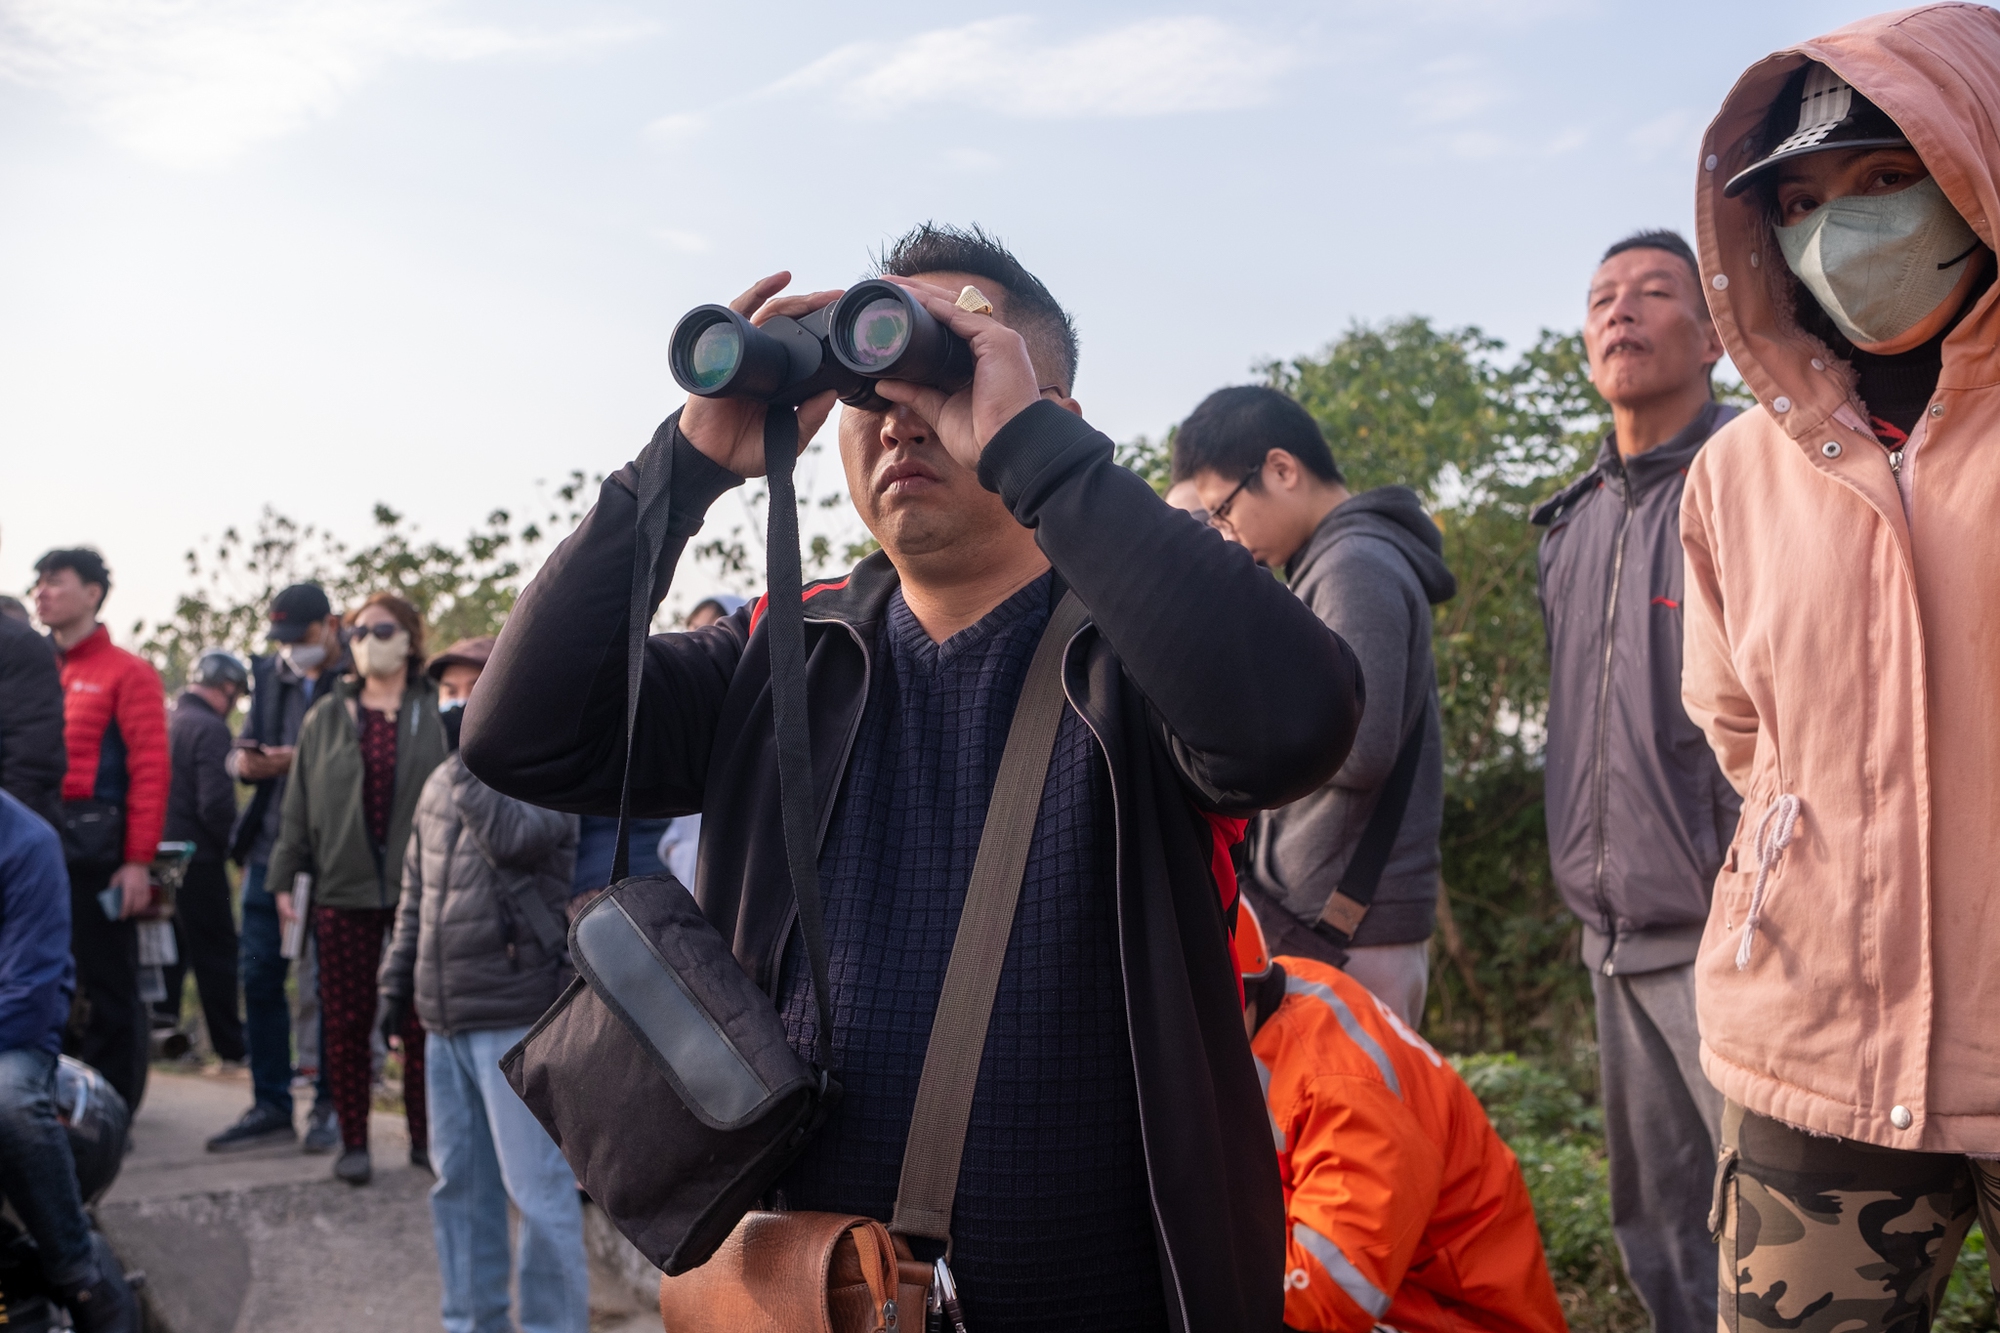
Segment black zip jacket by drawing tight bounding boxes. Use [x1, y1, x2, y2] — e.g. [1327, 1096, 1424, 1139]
[0, 616, 64, 828]
[1534, 402, 1743, 975]
[463, 399, 1363, 1332]
[166, 691, 237, 863]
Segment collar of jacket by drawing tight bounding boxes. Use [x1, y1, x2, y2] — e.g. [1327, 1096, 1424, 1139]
[768, 547, 1077, 643]
[54, 623, 109, 664]
[1534, 400, 1737, 524]
[1603, 400, 1734, 497]
[174, 689, 221, 719]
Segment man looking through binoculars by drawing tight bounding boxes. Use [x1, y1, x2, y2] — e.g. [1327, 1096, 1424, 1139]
[464, 225, 1362, 1330]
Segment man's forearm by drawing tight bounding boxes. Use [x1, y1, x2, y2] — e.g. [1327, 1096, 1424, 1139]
[462, 415, 743, 810]
[981, 401, 1362, 810]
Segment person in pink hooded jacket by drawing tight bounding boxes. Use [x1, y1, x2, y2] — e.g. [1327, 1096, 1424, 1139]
[1683, 7, 2000, 1328]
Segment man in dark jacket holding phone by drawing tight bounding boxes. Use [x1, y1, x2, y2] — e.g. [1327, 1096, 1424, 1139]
[209, 583, 345, 1153]
[464, 225, 1361, 1332]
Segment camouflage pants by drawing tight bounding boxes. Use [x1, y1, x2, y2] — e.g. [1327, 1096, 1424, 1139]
[1713, 1101, 2000, 1332]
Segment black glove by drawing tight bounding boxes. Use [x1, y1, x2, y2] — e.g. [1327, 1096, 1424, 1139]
[378, 995, 410, 1049]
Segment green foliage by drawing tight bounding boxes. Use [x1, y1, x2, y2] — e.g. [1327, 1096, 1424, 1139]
[1459, 1052, 1997, 1333]
[134, 503, 544, 690]
[1115, 431, 1174, 496]
[1940, 1226, 1996, 1333]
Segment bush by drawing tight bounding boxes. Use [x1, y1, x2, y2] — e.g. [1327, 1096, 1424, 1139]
[1939, 1225, 1995, 1333]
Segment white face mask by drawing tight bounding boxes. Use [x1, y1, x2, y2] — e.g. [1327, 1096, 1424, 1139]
[1776, 175, 1982, 348]
[280, 642, 327, 673]
[351, 631, 410, 680]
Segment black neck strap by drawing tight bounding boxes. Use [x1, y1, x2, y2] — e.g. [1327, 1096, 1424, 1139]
[611, 408, 836, 1075]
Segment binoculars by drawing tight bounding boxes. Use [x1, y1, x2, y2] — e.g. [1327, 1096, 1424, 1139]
[668, 280, 974, 411]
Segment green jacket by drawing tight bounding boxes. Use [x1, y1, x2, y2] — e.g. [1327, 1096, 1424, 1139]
[268, 675, 448, 912]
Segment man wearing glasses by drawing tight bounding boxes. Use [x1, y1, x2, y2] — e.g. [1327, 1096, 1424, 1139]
[1174, 386, 1455, 1026]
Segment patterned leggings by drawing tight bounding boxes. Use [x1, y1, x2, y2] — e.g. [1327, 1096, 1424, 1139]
[314, 906, 426, 1153]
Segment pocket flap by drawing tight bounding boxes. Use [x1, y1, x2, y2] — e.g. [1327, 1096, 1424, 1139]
[571, 880, 811, 1132]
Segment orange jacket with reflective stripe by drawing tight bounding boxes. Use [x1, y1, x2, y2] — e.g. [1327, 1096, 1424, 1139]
[1252, 957, 1567, 1333]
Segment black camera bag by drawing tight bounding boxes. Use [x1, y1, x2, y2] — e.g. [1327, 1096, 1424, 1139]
[500, 408, 843, 1275]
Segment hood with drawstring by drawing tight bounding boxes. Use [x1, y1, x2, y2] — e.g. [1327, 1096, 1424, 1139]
[1247, 486, 1457, 948]
[1682, 2, 2000, 1152]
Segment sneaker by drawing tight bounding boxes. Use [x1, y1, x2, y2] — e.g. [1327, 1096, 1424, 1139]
[301, 1102, 339, 1155]
[205, 1103, 296, 1153]
[334, 1147, 371, 1186]
[409, 1145, 432, 1175]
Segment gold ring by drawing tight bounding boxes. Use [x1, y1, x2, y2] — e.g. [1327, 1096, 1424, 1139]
[954, 285, 994, 316]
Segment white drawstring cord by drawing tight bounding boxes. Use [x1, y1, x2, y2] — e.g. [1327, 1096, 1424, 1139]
[1736, 794, 1800, 970]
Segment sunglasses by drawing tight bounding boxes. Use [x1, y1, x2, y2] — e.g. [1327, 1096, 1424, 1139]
[350, 622, 405, 641]
[1208, 463, 1264, 530]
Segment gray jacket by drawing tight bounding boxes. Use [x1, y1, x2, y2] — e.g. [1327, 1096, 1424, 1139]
[1534, 402, 1743, 975]
[1247, 487, 1456, 946]
[379, 753, 579, 1035]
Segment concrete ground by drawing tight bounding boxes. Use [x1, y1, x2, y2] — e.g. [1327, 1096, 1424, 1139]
[97, 1067, 658, 1333]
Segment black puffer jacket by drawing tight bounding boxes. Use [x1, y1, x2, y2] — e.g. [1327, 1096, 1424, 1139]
[1534, 401, 1743, 975]
[463, 400, 1363, 1333]
[379, 754, 579, 1035]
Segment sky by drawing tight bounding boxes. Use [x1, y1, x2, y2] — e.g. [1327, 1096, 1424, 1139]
[0, 0, 1899, 636]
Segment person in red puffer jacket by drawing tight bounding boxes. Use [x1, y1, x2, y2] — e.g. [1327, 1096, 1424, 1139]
[33, 548, 167, 1112]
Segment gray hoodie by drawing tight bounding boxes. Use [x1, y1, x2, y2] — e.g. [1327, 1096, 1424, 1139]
[1247, 487, 1457, 946]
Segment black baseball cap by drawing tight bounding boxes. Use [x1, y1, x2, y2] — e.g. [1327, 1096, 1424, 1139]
[268, 583, 333, 643]
[1725, 62, 1911, 199]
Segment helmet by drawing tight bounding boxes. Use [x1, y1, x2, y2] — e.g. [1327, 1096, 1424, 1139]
[1233, 899, 1273, 982]
[53, 1057, 129, 1205]
[190, 649, 250, 693]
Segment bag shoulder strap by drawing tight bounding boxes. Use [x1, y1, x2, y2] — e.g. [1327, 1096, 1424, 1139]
[614, 408, 838, 1077]
[1313, 703, 1429, 952]
[889, 588, 1088, 1247]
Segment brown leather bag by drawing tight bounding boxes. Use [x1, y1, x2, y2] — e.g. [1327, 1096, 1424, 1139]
[653, 1211, 911, 1333]
[658, 591, 1088, 1333]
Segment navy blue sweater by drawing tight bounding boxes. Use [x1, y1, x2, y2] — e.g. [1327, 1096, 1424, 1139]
[777, 575, 1163, 1331]
[0, 790, 74, 1055]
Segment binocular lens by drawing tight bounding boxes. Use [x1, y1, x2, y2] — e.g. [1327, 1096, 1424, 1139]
[845, 297, 912, 371]
[687, 321, 743, 392]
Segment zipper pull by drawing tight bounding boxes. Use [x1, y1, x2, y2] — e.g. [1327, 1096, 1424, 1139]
[1889, 448, 1904, 477]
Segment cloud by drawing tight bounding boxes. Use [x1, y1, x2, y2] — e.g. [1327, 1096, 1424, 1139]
[1626, 107, 1702, 160]
[942, 147, 1001, 173]
[1405, 54, 1505, 126]
[764, 15, 1297, 120]
[646, 110, 707, 144]
[652, 228, 709, 254]
[0, 0, 651, 168]
[1543, 126, 1588, 155]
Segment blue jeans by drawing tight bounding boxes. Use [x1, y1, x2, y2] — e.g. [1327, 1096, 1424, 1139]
[241, 863, 332, 1114]
[426, 1026, 587, 1333]
[0, 1048, 97, 1287]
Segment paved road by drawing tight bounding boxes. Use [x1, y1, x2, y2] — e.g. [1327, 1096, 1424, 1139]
[98, 1067, 657, 1333]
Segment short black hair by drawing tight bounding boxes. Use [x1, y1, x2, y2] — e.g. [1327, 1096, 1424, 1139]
[1600, 229, 1702, 288]
[33, 547, 111, 607]
[876, 222, 1079, 394]
[1171, 386, 1344, 487]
